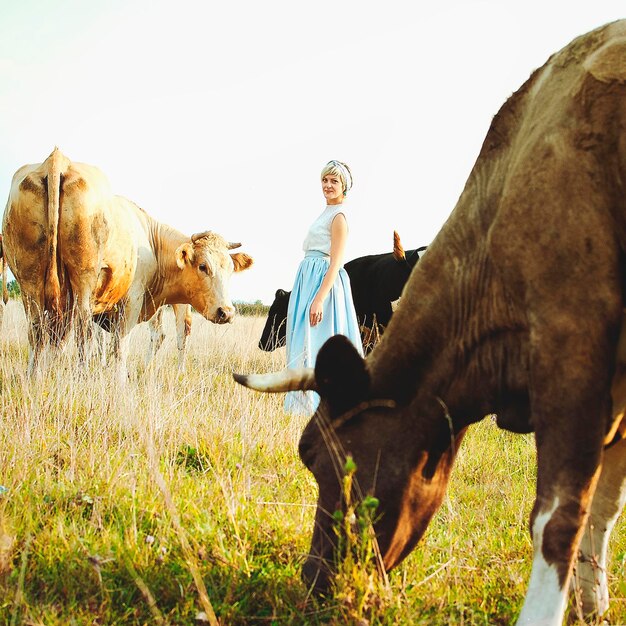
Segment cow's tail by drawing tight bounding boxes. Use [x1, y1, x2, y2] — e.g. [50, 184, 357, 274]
[0, 235, 7, 305]
[1, 260, 7, 306]
[44, 147, 70, 317]
[393, 230, 406, 261]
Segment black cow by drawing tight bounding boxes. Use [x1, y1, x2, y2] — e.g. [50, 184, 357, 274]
[258, 288, 290, 351]
[258, 232, 427, 353]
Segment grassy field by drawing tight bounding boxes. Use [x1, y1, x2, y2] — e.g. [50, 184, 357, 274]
[0, 301, 625, 625]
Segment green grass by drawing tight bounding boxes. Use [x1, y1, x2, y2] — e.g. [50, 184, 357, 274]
[0, 301, 624, 624]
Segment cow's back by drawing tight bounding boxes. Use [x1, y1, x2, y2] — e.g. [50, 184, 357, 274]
[346, 252, 414, 327]
[3, 153, 150, 315]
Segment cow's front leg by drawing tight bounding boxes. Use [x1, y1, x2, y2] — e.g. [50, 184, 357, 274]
[173, 304, 191, 370]
[516, 323, 614, 626]
[100, 300, 134, 383]
[92, 324, 110, 366]
[116, 296, 143, 382]
[116, 333, 131, 383]
[145, 306, 165, 366]
[517, 436, 604, 626]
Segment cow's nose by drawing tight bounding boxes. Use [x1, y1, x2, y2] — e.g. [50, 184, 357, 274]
[216, 307, 235, 324]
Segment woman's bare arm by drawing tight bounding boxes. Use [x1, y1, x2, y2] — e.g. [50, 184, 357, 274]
[309, 213, 348, 326]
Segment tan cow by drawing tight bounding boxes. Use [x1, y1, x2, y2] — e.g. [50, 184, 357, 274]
[3, 148, 253, 376]
[236, 20, 626, 625]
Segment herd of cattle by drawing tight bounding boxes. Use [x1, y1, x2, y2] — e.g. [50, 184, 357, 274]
[2, 20, 626, 626]
[2, 147, 257, 377]
[0, 147, 425, 372]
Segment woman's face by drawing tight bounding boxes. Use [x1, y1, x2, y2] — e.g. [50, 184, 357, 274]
[321, 172, 344, 205]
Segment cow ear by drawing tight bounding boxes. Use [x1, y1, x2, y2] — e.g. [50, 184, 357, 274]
[315, 335, 369, 415]
[231, 252, 254, 272]
[175, 243, 195, 269]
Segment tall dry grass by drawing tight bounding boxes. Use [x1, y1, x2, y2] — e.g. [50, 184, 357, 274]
[0, 302, 316, 624]
[0, 300, 625, 625]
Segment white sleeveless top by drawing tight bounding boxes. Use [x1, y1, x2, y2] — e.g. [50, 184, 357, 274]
[302, 205, 347, 254]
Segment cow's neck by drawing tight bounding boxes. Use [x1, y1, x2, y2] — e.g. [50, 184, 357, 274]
[368, 163, 530, 433]
[141, 218, 190, 319]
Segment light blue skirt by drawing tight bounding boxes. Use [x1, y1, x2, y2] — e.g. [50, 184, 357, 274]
[285, 251, 364, 414]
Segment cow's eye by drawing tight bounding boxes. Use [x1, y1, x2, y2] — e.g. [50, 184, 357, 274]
[199, 263, 208, 274]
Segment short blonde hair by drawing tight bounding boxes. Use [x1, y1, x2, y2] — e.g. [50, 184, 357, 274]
[321, 160, 353, 193]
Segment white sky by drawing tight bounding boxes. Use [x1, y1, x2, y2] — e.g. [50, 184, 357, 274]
[1, 1, 623, 304]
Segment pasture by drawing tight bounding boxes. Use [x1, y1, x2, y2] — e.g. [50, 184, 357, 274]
[0, 302, 625, 625]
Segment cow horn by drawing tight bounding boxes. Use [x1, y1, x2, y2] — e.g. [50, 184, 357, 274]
[191, 230, 216, 243]
[393, 230, 406, 261]
[233, 368, 317, 392]
[228, 242, 242, 250]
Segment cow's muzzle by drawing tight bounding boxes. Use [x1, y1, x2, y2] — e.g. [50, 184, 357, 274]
[214, 306, 235, 324]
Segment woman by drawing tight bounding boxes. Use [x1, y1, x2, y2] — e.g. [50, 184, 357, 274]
[285, 160, 363, 414]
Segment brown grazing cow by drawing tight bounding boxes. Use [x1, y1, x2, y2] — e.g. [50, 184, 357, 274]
[235, 20, 626, 625]
[3, 148, 253, 377]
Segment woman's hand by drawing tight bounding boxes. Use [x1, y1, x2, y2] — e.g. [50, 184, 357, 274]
[309, 296, 324, 326]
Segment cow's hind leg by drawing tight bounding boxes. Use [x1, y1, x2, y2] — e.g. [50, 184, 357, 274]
[516, 323, 616, 626]
[22, 295, 45, 375]
[26, 318, 43, 375]
[575, 344, 626, 619]
[571, 433, 626, 621]
[74, 296, 95, 366]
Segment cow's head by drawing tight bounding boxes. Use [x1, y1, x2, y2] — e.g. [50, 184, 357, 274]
[234, 334, 463, 592]
[175, 231, 253, 324]
[258, 288, 290, 351]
